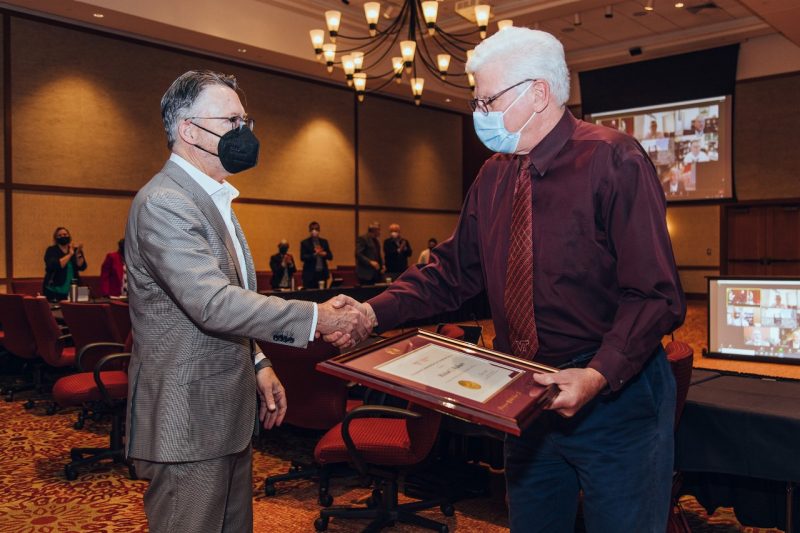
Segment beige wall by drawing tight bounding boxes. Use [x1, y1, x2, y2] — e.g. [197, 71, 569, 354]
[5, 16, 462, 281]
[666, 205, 720, 294]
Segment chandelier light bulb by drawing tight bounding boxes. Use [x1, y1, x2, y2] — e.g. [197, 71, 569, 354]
[391, 56, 404, 82]
[422, 1, 438, 35]
[605, 5, 614, 18]
[437, 53, 451, 79]
[475, 4, 490, 38]
[325, 10, 341, 41]
[322, 43, 336, 73]
[352, 51, 365, 72]
[353, 72, 367, 102]
[497, 19, 513, 31]
[400, 40, 416, 72]
[467, 72, 476, 92]
[645, 0, 655, 11]
[573, 13, 582, 26]
[411, 77, 425, 105]
[674, 1, 684, 6]
[342, 54, 355, 86]
[364, 2, 380, 36]
[309, 29, 325, 58]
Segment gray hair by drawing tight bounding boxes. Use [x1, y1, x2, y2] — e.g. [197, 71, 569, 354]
[160, 70, 239, 150]
[466, 27, 570, 107]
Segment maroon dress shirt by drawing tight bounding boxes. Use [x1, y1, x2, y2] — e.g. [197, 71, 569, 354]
[368, 109, 685, 391]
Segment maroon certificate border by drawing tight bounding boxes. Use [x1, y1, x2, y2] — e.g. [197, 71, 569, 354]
[317, 330, 560, 436]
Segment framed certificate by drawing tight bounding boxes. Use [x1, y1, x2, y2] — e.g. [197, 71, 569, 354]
[316, 330, 560, 436]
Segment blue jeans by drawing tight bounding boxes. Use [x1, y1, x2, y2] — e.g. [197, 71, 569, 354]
[505, 349, 676, 533]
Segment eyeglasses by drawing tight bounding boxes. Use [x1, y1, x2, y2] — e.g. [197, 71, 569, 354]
[469, 79, 535, 115]
[188, 115, 255, 131]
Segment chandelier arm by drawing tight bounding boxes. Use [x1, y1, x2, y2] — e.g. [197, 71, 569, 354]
[437, 26, 481, 38]
[435, 31, 474, 55]
[416, 59, 472, 90]
[436, 27, 480, 46]
[430, 34, 468, 63]
[336, 28, 395, 54]
[365, 75, 399, 94]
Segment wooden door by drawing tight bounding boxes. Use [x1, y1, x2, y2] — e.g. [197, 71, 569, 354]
[724, 203, 800, 276]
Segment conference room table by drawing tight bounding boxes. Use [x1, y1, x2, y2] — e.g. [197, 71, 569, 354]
[676, 372, 800, 532]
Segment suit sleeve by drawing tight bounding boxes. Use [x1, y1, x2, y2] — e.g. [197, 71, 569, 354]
[300, 240, 315, 264]
[323, 239, 333, 262]
[355, 237, 371, 267]
[135, 190, 315, 347]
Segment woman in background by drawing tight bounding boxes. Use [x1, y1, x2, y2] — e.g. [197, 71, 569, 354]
[43, 227, 87, 301]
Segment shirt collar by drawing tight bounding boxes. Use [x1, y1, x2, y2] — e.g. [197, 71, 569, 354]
[169, 153, 239, 201]
[526, 108, 577, 177]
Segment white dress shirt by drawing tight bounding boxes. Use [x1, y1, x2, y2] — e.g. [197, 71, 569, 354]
[170, 154, 318, 351]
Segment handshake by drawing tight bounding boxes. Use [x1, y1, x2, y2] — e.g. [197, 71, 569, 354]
[314, 295, 378, 348]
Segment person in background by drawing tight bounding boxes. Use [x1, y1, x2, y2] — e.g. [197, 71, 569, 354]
[355, 221, 383, 285]
[269, 239, 296, 290]
[417, 237, 438, 265]
[383, 223, 412, 280]
[43, 227, 87, 301]
[300, 221, 333, 289]
[644, 119, 663, 140]
[100, 238, 126, 297]
[683, 140, 709, 164]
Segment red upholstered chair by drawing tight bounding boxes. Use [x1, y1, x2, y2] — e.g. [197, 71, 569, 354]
[51, 334, 132, 480]
[0, 293, 42, 404]
[60, 302, 125, 372]
[313, 403, 450, 532]
[107, 300, 132, 343]
[665, 340, 694, 533]
[9, 278, 42, 296]
[262, 339, 360, 505]
[330, 268, 360, 288]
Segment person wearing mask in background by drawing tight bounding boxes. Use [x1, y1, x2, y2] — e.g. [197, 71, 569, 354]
[383, 223, 412, 281]
[300, 221, 333, 289]
[269, 239, 296, 290]
[43, 227, 87, 301]
[347, 28, 685, 533]
[417, 237, 438, 265]
[100, 238, 126, 297]
[355, 221, 383, 285]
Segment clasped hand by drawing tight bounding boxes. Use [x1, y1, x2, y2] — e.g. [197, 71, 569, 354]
[315, 295, 377, 348]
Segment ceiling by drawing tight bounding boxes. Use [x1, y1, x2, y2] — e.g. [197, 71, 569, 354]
[2, 0, 798, 112]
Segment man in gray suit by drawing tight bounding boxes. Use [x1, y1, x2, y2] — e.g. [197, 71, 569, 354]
[125, 70, 370, 533]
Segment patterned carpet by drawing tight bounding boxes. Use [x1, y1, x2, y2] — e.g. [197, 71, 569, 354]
[0, 301, 785, 531]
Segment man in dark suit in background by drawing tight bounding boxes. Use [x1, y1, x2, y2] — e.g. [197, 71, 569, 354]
[356, 221, 383, 285]
[300, 221, 333, 289]
[383, 223, 412, 281]
[269, 239, 296, 290]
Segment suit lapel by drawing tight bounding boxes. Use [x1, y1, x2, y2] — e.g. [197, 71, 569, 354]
[231, 211, 256, 291]
[162, 161, 246, 288]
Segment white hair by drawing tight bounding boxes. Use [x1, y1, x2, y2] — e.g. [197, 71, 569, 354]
[466, 27, 570, 106]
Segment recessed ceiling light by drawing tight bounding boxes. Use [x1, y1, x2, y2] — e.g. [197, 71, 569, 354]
[93, 13, 104, 18]
[445, 98, 451, 102]
[674, 1, 685, 7]
[644, 0, 655, 11]
[237, 48, 247, 53]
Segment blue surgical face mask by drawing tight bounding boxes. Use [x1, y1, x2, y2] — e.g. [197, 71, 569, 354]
[472, 81, 537, 153]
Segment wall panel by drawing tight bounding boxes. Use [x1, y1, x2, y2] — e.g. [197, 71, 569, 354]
[359, 99, 462, 211]
[234, 203, 353, 272]
[13, 191, 131, 278]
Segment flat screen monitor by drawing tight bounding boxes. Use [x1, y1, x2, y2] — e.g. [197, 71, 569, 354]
[585, 95, 733, 203]
[707, 277, 800, 364]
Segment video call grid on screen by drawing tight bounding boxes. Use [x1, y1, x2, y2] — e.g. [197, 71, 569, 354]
[585, 96, 733, 203]
[708, 277, 800, 364]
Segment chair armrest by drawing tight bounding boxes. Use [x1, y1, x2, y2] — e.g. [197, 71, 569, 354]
[93, 352, 131, 406]
[341, 405, 421, 475]
[58, 334, 72, 342]
[77, 342, 125, 372]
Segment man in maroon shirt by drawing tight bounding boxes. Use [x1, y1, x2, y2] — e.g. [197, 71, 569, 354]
[345, 27, 685, 533]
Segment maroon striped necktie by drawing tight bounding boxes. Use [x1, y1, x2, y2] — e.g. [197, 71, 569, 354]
[504, 157, 539, 359]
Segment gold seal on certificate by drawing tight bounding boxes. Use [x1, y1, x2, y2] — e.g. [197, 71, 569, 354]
[316, 330, 560, 436]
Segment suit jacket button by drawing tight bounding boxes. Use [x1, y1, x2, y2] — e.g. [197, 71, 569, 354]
[273, 334, 279, 341]
[288, 337, 295, 343]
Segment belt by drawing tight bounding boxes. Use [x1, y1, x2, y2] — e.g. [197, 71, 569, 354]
[556, 350, 597, 370]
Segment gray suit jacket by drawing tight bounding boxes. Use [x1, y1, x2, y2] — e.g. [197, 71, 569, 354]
[125, 160, 314, 463]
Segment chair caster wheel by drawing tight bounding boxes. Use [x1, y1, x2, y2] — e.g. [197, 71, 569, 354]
[440, 503, 455, 517]
[318, 492, 333, 507]
[366, 488, 382, 508]
[73, 417, 84, 430]
[24, 400, 35, 409]
[265, 483, 276, 497]
[46, 405, 56, 415]
[438, 526, 449, 533]
[64, 466, 78, 481]
[314, 517, 329, 531]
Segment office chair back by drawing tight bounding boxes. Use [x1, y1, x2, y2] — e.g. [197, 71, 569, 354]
[23, 296, 75, 368]
[0, 293, 38, 359]
[60, 302, 123, 370]
[108, 300, 132, 342]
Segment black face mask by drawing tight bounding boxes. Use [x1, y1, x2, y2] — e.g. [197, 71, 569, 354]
[279, 245, 289, 254]
[191, 122, 260, 174]
[56, 236, 71, 246]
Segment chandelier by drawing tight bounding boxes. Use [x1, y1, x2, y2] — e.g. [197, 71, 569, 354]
[308, 1, 511, 105]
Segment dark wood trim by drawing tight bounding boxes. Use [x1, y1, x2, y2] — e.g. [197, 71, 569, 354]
[736, 70, 800, 85]
[354, 91, 360, 243]
[721, 198, 800, 208]
[4, 13, 12, 283]
[6, 183, 137, 197]
[684, 292, 708, 301]
[676, 265, 721, 271]
[359, 204, 460, 215]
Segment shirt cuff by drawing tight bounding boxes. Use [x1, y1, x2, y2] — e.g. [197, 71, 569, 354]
[309, 303, 318, 342]
[254, 352, 266, 365]
[587, 346, 635, 393]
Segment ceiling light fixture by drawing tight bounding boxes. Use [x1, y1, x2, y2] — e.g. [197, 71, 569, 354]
[674, 1, 685, 7]
[645, 0, 655, 11]
[605, 5, 614, 18]
[307, 0, 495, 105]
[93, 13, 104, 18]
[573, 13, 582, 26]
